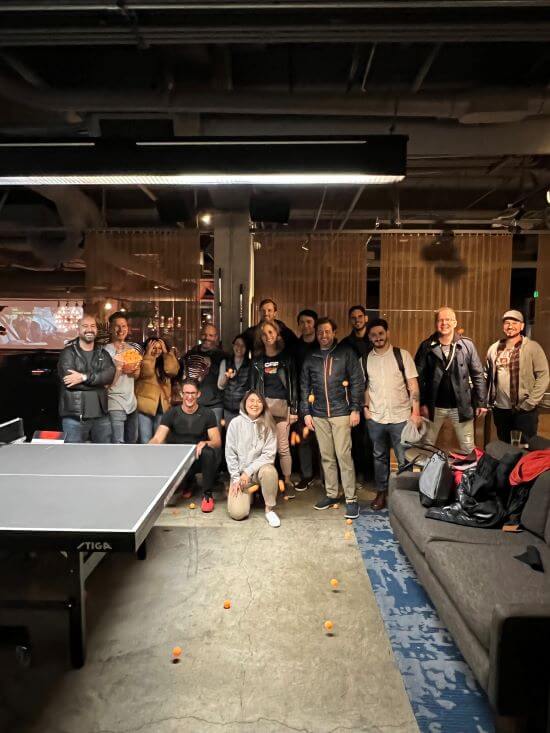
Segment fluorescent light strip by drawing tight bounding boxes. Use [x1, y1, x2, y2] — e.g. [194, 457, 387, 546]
[0, 142, 96, 148]
[136, 140, 365, 146]
[0, 173, 404, 186]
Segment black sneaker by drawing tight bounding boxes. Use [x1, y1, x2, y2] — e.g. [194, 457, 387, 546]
[295, 477, 313, 492]
[314, 496, 339, 510]
[344, 500, 359, 519]
[284, 480, 296, 499]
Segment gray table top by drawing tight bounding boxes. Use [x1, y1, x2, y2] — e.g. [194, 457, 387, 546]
[0, 444, 195, 534]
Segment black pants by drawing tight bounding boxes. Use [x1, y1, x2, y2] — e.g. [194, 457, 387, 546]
[351, 412, 374, 480]
[492, 407, 539, 443]
[184, 446, 220, 496]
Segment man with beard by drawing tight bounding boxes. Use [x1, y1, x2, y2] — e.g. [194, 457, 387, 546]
[364, 318, 421, 510]
[57, 313, 116, 443]
[180, 323, 227, 427]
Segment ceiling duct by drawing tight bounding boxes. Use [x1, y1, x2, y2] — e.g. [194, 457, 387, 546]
[0, 73, 549, 123]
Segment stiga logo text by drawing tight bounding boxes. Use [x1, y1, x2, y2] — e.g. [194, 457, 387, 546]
[77, 541, 112, 551]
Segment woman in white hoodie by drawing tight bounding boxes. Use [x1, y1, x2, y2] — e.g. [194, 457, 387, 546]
[225, 389, 281, 527]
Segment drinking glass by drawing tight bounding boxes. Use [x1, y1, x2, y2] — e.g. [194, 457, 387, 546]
[510, 430, 522, 447]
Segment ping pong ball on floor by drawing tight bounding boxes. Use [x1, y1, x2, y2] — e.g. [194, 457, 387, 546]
[223, 600, 231, 609]
[324, 620, 334, 631]
[189, 503, 196, 509]
[172, 646, 182, 657]
[346, 518, 353, 525]
[331, 503, 340, 509]
[330, 579, 339, 588]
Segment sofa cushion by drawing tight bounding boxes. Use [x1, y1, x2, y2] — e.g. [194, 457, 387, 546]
[519, 471, 550, 541]
[390, 488, 540, 556]
[425, 540, 550, 650]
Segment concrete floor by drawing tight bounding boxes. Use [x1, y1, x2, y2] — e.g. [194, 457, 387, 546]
[0, 483, 418, 733]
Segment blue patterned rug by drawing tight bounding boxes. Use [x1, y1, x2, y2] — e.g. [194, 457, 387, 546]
[354, 508, 494, 733]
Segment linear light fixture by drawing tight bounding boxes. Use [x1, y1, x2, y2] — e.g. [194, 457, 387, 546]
[0, 136, 407, 186]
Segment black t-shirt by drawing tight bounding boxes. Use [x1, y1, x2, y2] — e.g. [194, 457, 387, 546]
[258, 352, 288, 400]
[294, 337, 319, 374]
[341, 331, 372, 359]
[435, 344, 457, 408]
[160, 406, 217, 444]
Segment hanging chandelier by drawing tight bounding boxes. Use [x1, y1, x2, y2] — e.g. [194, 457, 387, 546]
[55, 303, 83, 333]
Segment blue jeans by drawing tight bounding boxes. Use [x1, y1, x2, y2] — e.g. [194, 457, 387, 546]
[109, 409, 138, 444]
[366, 419, 407, 493]
[138, 410, 164, 443]
[62, 415, 112, 444]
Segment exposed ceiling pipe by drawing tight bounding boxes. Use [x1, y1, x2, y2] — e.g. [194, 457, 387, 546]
[1, 23, 548, 44]
[1, 1, 549, 8]
[339, 185, 365, 230]
[26, 186, 103, 267]
[0, 73, 549, 122]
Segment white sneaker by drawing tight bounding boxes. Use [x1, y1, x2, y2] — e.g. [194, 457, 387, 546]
[265, 511, 281, 528]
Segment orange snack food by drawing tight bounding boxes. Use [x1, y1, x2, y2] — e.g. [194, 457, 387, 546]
[122, 348, 142, 365]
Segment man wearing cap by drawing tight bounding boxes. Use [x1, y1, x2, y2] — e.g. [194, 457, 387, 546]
[486, 310, 549, 442]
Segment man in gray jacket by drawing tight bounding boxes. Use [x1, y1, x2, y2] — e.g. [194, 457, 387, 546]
[486, 309, 549, 442]
[300, 317, 365, 519]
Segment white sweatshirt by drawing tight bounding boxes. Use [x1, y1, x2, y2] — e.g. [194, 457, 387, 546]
[225, 410, 277, 483]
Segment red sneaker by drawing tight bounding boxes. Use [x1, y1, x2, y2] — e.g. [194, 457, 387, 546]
[201, 495, 215, 513]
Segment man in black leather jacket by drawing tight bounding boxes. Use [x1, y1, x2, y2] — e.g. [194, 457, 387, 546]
[300, 317, 365, 519]
[57, 313, 116, 443]
[415, 306, 487, 454]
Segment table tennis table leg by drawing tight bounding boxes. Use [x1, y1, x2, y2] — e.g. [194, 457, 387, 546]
[137, 539, 147, 561]
[66, 551, 86, 669]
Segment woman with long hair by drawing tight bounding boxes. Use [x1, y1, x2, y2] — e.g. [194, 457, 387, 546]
[251, 320, 298, 495]
[217, 333, 251, 427]
[225, 390, 280, 526]
[135, 336, 179, 443]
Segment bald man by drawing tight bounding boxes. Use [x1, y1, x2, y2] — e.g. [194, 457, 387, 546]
[415, 306, 487, 454]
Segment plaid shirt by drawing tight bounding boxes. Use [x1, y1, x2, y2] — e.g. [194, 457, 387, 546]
[496, 337, 522, 407]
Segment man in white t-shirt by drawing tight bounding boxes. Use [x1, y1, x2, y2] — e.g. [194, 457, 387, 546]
[104, 312, 142, 443]
[363, 318, 422, 510]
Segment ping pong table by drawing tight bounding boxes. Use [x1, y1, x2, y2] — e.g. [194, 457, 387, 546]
[0, 442, 196, 668]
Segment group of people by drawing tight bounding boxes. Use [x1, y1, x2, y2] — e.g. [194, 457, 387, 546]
[57, 300, 549, 527]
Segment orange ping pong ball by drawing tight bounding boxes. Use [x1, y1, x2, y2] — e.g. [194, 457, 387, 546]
[346, 518, 353, 525]
[172, 646, 182, 657]
[223, 600, 231, 609]
[330, 578, 339, 588]
[189, 503, 196, 510]
[308, 394, 315, 404]
[342, 380, 349, 387]
[324, 620, 334, 632]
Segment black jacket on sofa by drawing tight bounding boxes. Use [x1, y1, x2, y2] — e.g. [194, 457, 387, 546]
[300, 341, 364, 418]
[415, 332, 487, 422]
[57, 341, 115, 418]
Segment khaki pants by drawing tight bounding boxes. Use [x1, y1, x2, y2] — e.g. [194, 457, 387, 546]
[227, 464, 279, 520]
[426, 407, 475, 454]
[274, 417, 292, 478]
[313, 415, 356, 501]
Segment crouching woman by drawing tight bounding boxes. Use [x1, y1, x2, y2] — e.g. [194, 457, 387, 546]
[225, 390, 281, 527]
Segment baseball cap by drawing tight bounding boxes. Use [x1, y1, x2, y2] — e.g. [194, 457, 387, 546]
[502, 310, 524, 323]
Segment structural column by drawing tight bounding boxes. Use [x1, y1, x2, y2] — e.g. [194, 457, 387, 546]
[214, 212, 253, 347]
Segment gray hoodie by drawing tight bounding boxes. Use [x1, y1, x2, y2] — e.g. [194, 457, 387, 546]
[225, 410, 277, 484]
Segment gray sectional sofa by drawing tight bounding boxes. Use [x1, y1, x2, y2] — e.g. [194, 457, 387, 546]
[388, 440, 550, 731]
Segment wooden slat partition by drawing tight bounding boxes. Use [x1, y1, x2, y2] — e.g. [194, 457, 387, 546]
[380, 232, 513, 358]
[85, 229, 201, 351]
[253, 232, 367, 337]
[534, 233, 550, 360]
